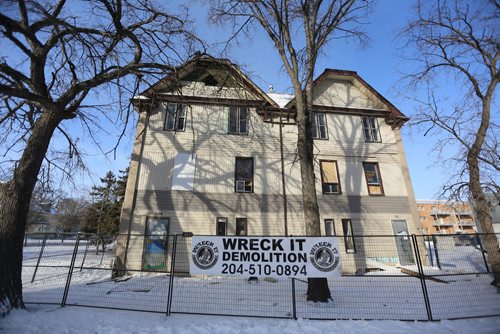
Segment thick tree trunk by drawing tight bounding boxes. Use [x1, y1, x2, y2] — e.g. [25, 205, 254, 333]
[306, 277, 332, 302]
[467, 97, 500, 285]
[295, 95, 332, 302]
[0, 109, 62, 316]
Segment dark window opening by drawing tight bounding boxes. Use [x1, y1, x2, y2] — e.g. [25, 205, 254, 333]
[203, 75, 219, 86]
[235, 157, 253, 193]
[217, 217, 227, 236]
[236, 218, 248, 236]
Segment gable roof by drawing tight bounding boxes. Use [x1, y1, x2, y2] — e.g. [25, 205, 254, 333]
[284, 69, 409, 127]
[136, 55, 279, 108]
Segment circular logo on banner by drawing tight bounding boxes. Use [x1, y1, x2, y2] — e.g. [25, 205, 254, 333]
[310, 243, 340, 272]
[192, 241, 219, 270]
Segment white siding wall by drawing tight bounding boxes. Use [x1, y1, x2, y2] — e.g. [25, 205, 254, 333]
[137, 100, 409, 198]
[313, 78, 388, 110]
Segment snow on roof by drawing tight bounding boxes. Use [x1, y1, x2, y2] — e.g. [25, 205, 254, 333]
[132, 95, 149, 100]
[267, 93, 294, 108]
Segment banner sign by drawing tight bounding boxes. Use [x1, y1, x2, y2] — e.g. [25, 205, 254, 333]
[189, 236, 341, 278]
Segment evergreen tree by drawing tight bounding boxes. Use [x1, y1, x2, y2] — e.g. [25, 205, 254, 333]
[82, 169, 128, 235]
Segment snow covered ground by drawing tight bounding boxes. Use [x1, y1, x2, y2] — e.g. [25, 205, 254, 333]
[2, 305, 500, 334]
[12, 234, 500, 334]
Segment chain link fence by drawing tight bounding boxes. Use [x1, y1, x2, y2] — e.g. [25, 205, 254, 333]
[22, 232, 500, 320]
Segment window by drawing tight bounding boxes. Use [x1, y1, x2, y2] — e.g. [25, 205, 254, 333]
[236, 218, 248, 236]
[311, 112, 328, 139]
[320, 160, 341, 194]
[164, 103, 187, 131]
[362, 116, 380, 142]
[229, 106, 248, 134]
[363, 162, 384, 196]
[216, 217, 227, 236]
[235, 157, 253, 193]
[342, 219, 356, 253]
[324, 219, 335, 236]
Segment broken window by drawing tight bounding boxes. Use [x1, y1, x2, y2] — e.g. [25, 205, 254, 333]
[363, 162, 384, 196]
[164, 103, 187, 131]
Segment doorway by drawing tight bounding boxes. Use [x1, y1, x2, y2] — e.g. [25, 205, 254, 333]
[391, 219, 415, 265]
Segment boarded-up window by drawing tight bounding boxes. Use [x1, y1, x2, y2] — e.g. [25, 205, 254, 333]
[236, 218, 247, 236]
[171, 153, 196, 191]
[229, 106, 248, 134]
[363, 162, 384, 196]
[342, 219, 356, 253]
[320, 160, 341, 194]
[235, 157, 253, 192]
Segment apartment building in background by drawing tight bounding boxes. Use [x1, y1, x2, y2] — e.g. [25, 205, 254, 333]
[416, 200, 477, 235]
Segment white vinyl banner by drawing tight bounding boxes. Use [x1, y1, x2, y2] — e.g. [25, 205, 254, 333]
[189, 236, 341, 278]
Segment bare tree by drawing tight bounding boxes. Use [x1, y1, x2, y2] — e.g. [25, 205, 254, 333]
[400, 0, 500, 284]
[26, 181, 59, 230]
[54, 196, 89, 232]
[0, 0, 200, 314]
[210, 0, 372, 302]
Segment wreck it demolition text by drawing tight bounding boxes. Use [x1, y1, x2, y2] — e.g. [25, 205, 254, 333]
[190, 236, 341, 278]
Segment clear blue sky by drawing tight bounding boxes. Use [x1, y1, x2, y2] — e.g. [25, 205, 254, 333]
[71, 0, 446, 200]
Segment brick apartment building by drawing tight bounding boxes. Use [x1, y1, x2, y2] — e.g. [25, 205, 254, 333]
[416, 200, 477, 234]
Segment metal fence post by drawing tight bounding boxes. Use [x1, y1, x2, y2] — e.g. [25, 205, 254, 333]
[80, 238, 90, 272]
[166, 234, 178, 316]
[291, 278, 297, 320]
[100, 237, 106, 265]
[476, 234, 490, 273]
[31, 234, 48, 283]
[61, 233, 81, 307]
[411, 234, 433, 321]
[432, 235, 441, 269]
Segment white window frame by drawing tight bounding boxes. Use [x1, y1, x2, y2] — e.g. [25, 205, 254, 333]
[228, 106, 248, 135]
[342, 218, 356, 253]
[320, 160, 341, 194]
[164, 103, 187, 131]
[362, 116, 381, 142]
[311, 112, 328, 139]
